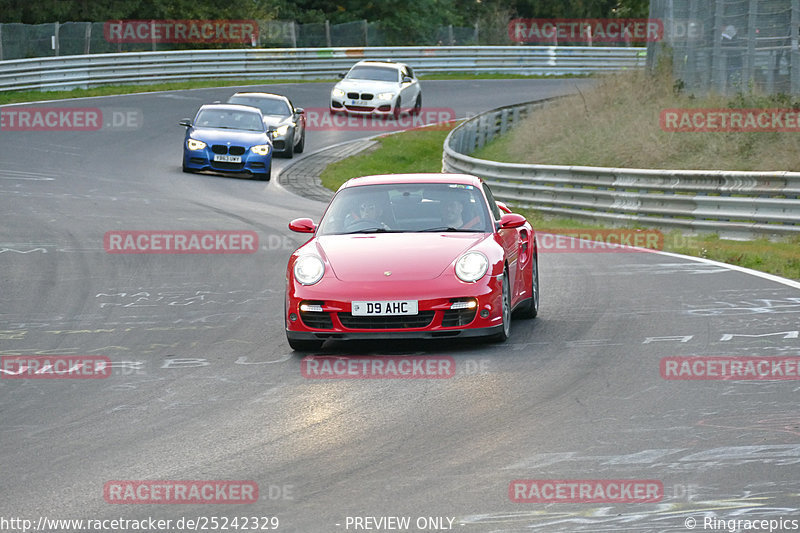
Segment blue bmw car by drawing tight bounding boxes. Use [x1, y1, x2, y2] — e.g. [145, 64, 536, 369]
[179, 104, 274, 181]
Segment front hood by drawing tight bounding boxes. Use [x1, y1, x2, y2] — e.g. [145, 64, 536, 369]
[262, 116, 292, 128]
[334, 79, 399, 94]
[189, 127, 269, 146]
[314, 233, 488, 282]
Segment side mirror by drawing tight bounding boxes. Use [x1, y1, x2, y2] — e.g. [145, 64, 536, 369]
[289, 218, 316, 234]
[179, 119, 192, 127]
[338, 72, 346, 79]
[295, 107, 305, 114]
[402, 76, 413, 84]
[499, 213, 527, 229]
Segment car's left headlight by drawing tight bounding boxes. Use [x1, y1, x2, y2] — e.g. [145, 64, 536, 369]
[294, 255, 325, 285]
[251, 144, 271, 156]
[332, 88, 345, 98]
[272, 124, 290, 137]
[377, 92, 395, 101]
[455, 251, 489, 283]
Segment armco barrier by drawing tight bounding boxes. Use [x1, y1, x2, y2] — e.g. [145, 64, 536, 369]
[443, 101, 800, 238]
[0, 46, 646, 92]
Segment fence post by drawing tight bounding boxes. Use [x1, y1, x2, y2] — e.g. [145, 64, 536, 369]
[151, 20, 156, 51]
[84, 22, 91, 54]
[290, 21, 297, 48]
[793, 0, 800, 95]
[0, 23, 3, 61]
[363, 19, 368, 46]
[711, 0, 725, 93]
[325, 19, 331, 47]
[744, 0, 757, 90]
[53, 22, 60, 56]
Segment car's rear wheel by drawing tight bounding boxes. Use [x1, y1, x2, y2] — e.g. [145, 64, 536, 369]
[515, 249, 539, 319]
[288, 338, 324, 352]
[491, 269, 512, 343]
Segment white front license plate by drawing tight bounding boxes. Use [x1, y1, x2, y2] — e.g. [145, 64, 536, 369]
[352, 300, 418, 316]
[213, 154, 242, 163]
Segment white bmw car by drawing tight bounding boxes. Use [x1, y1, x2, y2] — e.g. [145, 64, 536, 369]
[330, 60, 422, 118]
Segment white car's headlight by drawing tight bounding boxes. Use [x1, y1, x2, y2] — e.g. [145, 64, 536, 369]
[272, 124, 290, 137]
[186, 139, 206, 150]
[377, 92, 395, 100]
[251, 144, 271, 156]
[455, 251, 489, 282]
[294, 255, 325, 285]
[332, 88, 345, 98]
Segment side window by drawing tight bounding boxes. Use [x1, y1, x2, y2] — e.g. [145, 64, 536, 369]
[482, 183, 502, 221]
[405, 66, 415, 79]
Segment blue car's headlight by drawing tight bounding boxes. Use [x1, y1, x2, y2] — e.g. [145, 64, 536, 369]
[455, 251, 489, 282]
[186, 139, 206, 151]
[251, 144, 271, 156]
[294, 256, 325, 285]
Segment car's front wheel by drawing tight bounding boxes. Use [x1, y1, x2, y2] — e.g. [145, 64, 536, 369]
[491, 269, 512, 343]
[393, 97, 402, 119]
[254, 162, 271, 181]
[295, 128, 305, 153]
[412, 93, 422, 115]
[284, 132, 294, 159]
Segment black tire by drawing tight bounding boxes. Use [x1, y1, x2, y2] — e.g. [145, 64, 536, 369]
[393, 96, 401, 119]
[491, 269, 512, 343]
[283, 131, 294, 159]
[515, 249, 539, 319]
[288, 337, 324, 352]
[295, 128, 305, 153]
[254, 162, 271, 181]
[412, 93, 422, 115]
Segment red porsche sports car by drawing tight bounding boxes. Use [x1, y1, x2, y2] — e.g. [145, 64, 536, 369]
[285, 173, 539, 351]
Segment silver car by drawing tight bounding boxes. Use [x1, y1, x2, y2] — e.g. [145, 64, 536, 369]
[226, 92, 306, 158]
[330, 60, 422, 118]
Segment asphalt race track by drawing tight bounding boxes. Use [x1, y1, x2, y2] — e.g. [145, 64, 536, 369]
[1, 79, 799, 533]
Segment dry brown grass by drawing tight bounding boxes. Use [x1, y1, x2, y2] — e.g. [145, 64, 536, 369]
[478, 67, 800, 171]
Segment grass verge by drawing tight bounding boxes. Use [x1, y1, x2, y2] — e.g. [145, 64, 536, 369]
[319, 122, 800, 281]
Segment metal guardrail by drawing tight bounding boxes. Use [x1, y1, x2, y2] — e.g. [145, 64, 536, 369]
[443, 100, 800, 237]
[0, 46, 647, 92]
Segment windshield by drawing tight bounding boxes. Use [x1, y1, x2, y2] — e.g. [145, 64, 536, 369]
[318, 183, 492, 235]
[228, 96, 291, 116]
[194, 109, 264, 131]
[345, 66, 399, 82]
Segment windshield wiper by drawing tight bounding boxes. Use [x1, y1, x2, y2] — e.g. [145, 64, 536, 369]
[419, 226, 482, 232]
[340, 228, 406, 235]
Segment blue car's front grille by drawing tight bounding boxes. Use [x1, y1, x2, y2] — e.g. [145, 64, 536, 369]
[211, 145, 246, 155]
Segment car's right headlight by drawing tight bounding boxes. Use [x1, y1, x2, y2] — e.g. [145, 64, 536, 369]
[332, 88, 345, 98]
[376, 92, 396, 101]
[294, 255, 325, 285]
[186, 139, 206, 151]
[455, 251, 489, 283]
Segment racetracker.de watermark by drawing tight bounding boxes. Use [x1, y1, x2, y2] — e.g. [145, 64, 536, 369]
[508, 18, 663, 43]
[104, 20, 258, 43]
[103, 481, 259, 504]
[306, 108, 456, 131]
[661, 108, 800, 132]
[660, 356, 800, 380]
[537, 229, 664, 252]
[0, 107, 142, 132]
[1, 356, 111, 379]
[104, 230, 258, 254]
[301, 355, 456, 379]
[509, 479, 664, 503]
